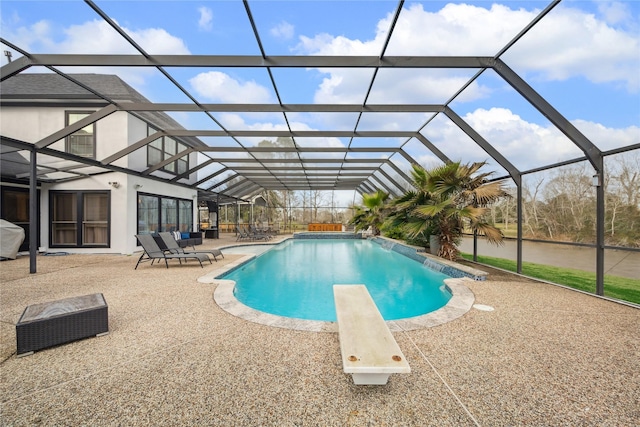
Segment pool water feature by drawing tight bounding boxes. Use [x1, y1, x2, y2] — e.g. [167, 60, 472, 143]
[221, 239, 452, 322]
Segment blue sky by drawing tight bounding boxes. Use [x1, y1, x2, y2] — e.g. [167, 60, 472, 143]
[1, 0, 639, 202]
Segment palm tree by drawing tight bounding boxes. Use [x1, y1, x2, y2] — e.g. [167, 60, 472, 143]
[349, 190, 389, 236]
[388, 162, 509, 260]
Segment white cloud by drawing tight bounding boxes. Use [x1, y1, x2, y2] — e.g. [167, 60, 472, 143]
[3, 19, 53, 52]
[463, 108, 583, 169]
[417, 107, 640, 173]
[368, 70, 490, 104]
[270, 21, 294, 40]
[189, 71, 272, 103]
[58, 19, 190, 55]
[3, 18, 190, 87]
[3, 13, 190, 55]
[311, 68, 490, 105]
[295, 2, 639, 103]
[10, 19, 186, 90]
[381, 3, 534, 56]
[571, 120, 640, 152]
[507, 4, 639, 92]
[313, 69, 372, 104]
[597, 1, 632, 25]
[198, 6, 213, 32]
[211, 113, 346, 149]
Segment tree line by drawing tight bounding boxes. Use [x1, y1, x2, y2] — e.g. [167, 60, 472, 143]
[205, 136, 639, 249]
[489, 153, 639, 247]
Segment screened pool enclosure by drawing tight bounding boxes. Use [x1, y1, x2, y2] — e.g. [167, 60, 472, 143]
[1, 0, 638, 299]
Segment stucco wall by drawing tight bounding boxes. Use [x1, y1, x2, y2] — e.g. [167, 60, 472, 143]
[1, 106, 198, 255]
[40, 173, 197, 255]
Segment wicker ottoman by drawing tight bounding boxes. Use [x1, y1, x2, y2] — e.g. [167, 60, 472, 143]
[16, 293, 109, 356]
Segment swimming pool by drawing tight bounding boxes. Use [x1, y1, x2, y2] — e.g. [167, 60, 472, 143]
[221, 239, 452, 321]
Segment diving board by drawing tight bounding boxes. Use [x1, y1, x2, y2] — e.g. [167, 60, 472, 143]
[333, 284, 410, 385]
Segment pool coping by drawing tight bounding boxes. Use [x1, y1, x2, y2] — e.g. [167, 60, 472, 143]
[198, 239, 476, 332]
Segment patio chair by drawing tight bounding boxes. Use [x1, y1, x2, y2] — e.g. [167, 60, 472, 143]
[158, 232, 224, 261]
[235, 226, 251, 241]
[134, 234, 211, 269]
[248, 224, 271, 241]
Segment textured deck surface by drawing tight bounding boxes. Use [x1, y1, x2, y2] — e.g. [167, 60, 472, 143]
[1, 233, 638, 426]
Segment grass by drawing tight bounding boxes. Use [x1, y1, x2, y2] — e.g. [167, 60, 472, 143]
[460, 253, 640, 305]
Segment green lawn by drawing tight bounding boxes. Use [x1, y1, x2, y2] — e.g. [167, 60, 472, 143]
[460, 253, 640, 305]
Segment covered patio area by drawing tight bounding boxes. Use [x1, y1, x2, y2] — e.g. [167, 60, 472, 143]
[1, 235, 638, 425]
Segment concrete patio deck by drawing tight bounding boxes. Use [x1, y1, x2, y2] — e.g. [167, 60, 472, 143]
[1, 233, 638, 426]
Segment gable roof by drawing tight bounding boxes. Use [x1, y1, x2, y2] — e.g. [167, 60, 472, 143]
[1, 73, 205, 149]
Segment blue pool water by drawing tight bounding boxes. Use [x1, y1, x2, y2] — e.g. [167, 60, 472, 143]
[221, 239, 452, 321]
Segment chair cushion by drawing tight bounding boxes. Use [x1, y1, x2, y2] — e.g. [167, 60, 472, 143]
[181, 232, 190, 240]
[173, 231, 181, 241]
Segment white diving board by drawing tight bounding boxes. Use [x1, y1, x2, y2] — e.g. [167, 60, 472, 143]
[333, 284, 411, 385]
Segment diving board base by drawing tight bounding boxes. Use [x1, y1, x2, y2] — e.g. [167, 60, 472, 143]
[351, 373, 392, 385]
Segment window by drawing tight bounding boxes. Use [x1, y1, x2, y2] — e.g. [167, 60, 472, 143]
[146, 126, 189, 175]
[51, 193, 77, 245]
[137, 192, 193, 234]
[164, 138, 176, 173]
[137, 195, 159, 235]
[50, 191, 110, 247]
[148, 138, 163, 166]
[83, 193, 109, 245]
[66, 111, 96, 159]
[161, 198, 177, 231]
[179, 200, 193, 233]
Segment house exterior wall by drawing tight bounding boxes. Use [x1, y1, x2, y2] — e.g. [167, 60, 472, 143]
[1, 106, 69, 144]
[1, 106, 199, 255]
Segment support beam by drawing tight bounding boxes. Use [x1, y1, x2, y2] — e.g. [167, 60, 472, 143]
[36, 104, 118, 149]
[383, 159, 414, 191]
[29, 147, 37, 274]
[517, 176, 523, 274]
[225, 180, 260, 198]
[167, 130, 417, 138]
[207, 173, 241, 191]
[142, 148, 193, 175]
[218, 177, 251, 194]
[195, 167, 230, 186]
[170, 157, 219, 182]
[377, 168, 406, 196]
[100, 131, 165, 165]
[198, 146, 401, 153]
[113, 102, 447, 113]
[25, 54, 496, 69]
[0, 55, 33, 81]
[414, 133, 451, 164]
[444, 107, 521, 185]
[397, 149, 421, 168]
[596, 174, 605, 296]
[493, 59, 602, 171]
[370, 174, 398, 197]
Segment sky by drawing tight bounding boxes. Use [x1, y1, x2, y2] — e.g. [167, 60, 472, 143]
[1, 0, 639, 205]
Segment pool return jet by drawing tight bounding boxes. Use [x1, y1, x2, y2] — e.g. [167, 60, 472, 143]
[333, 284, 411, 385]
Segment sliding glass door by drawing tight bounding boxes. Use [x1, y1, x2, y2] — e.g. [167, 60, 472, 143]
[50, 191, 110, 247]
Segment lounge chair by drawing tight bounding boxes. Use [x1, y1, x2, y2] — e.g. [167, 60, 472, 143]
[247, 225, 271, 241]
[134, 234, 211, 269]
[157, 232, 224, 261]
[249, 224, 271, 240]
[235, 226, 251, 241]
